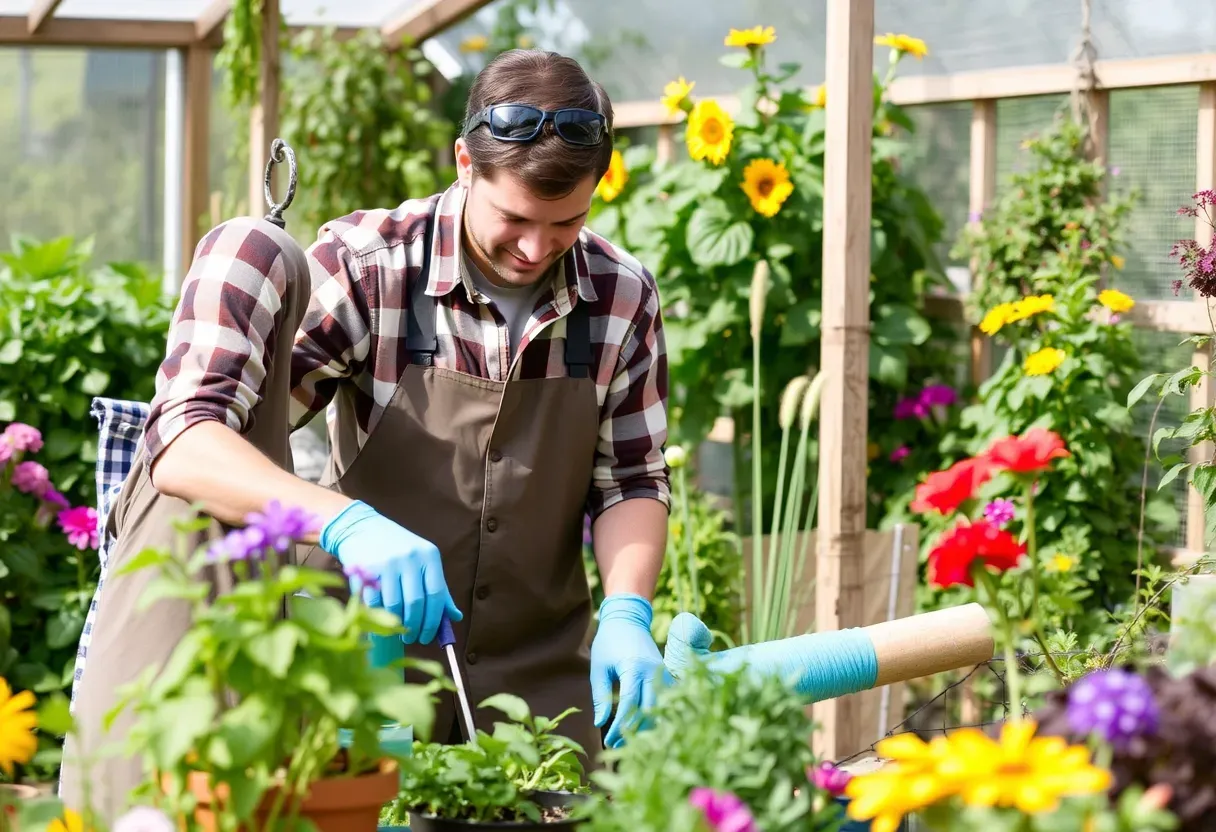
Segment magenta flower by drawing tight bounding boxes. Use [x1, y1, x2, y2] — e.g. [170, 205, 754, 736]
[983, 498, 1016, 528]
[344, 564, 381, 593]
[58, 506, 99, 550]
[34, 488, 72, 529]
[42, 487, 70, 509]
[244, 500, 322, 554]
[893, 397, 926, 420]
[0, 441, 11, 465]
[919, 384, 957, 407]
[12, 461, 50, 497]
[809, 761, 853, 796]
[688, 788, 756, 832]
[3, 422, 43, 453]
[889, 445, 910, 463]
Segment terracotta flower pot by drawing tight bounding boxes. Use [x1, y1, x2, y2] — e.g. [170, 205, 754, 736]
[177, 759, 399, 832]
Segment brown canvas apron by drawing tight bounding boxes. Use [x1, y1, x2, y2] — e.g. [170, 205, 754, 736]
[59, 218, 311, 822]
[297, 238, 602, 762]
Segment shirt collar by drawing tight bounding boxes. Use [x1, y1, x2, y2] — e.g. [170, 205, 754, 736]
[425, 182, 599, 306]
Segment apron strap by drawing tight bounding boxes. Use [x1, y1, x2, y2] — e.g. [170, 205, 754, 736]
[563, 299, 592, 379]
[406, 232, 438, 367]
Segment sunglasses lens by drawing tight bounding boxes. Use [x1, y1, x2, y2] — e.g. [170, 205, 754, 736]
[554, 110, 604, 145]
[489, 105, 544, 139]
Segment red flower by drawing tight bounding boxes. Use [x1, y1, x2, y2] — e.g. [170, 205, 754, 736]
[984, 428, 1070, 474]
[909, 457, 994, 515]
[927, 519, 1027, 588]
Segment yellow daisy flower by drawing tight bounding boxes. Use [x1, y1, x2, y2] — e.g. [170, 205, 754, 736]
[686, 99, 734, 165]
[595, 150, 628, 203]
[1098, 288, 1135, 313]
[1110, 254, 1126, 270]
[661, 77, 695, 115]
[459, 34, 488, 53]
[811, 84, 826, 108]
[740, 158, 794, 217]
[1050, 554, 1075, 572]
[724, 26, 776, 48]
[517, 35, 534, 49]
[979, 302, 1015, 336]
[0, 678, 38, 776]
[874, 33, 929, 59]
[1025, 347, 1066, 376]
[846, 733, 953, 832]
[48, 810, 85, 832]
[1006, 293, 1055, 323]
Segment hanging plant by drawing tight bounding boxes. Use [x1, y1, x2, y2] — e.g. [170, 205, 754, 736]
[215, 0, 264, 111]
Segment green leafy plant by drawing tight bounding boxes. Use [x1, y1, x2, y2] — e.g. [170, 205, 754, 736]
[216, 0, 266, 111]
[383, 694, 587, 826]
[108, 504, 439, 832]
[581, 658, 843, 832]
[588, 28, 957, 530]
[279, 27, 455, 240]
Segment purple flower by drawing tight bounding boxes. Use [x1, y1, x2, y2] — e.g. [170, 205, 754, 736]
[889, 445, 910, 463]
[244, 500, 322, 553]
[42, 487, 70, 509]
[809, 762, 852, 796]
[1109, 166, 1121, 177]
[688, 787, 756, 832]
[12, 461, 49, 497]
[583, 513, 593, 548]
[919, 384, 957, 407]
[344, 564, 381, 592]
[983, 498, 1016, 528]
[968, 210, 982, 223]
[893, 397, 926, 420]
[206, 525, 269, 563]
[1066, 668, 1159, 748]
[3, 422, 42, 453]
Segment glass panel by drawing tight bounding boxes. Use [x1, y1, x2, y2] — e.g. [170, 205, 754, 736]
[53, 0, 206, 20]
[0, 46, 166, 266]
[282, 0, 418, 28]
[0, 1, 32, 14]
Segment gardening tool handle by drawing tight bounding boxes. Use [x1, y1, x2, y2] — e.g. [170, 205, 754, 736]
[439, 612, 456, 648]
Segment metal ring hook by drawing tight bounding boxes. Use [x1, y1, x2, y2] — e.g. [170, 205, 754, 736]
[263, 138, 298, 229]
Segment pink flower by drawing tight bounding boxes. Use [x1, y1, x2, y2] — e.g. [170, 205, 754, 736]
[0, 441, 11, 465]
[12, 461, 50, 497]
[893, 397, 927, 420]
[42, 487, 70, 509]
[58, 506, 99, 550]
[983, 498, 1017, 528]
[688, 787, 756, 832]
[809, 761, 853, 796]
[889, 445, 910, 463]
[3, 423, 42, 453]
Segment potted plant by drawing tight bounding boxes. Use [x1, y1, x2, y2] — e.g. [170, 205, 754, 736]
[380, 694, 590, 830]
[105, 502, 442, 832]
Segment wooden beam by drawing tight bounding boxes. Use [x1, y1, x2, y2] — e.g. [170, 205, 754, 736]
[382, 0, 495, 45]
[27, 0, 62, 34]
[1187, 82, 1216, 554]
[967, 99, 998, 384]
[248, 0, 281, 220]
[815, 0, 874, 763]
[610, 52, 1216, 129]
[196, 0, 231, 41]
[182, 46, 213, 280]
[0, 16, 196, 47]
[924, 294, 1213, 335]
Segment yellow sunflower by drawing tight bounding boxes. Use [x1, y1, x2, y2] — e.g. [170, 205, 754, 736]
[810, 84, 826, 108]
[1024, 347, 1066, 376]
[1006, 293, 1055, 322]
[661, 77, 695, 115]
[938, 719, 1111, 814]
[459, 34, 488, 53]
[1098, 288, 1135, 313]
[595, 150, 628, 203]
[0, 678, 38, 776]
[48, 809, 85, 832]
[979, 302, 1015, 335]
[740, 158, 794, 217]
[845, 734, 954, 832]
[724, 26, 776, 48]
[686, 99, 734, 165]
[874, 33, 929, 59]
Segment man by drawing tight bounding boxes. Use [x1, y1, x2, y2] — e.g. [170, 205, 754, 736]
[62, 48, 670, 817]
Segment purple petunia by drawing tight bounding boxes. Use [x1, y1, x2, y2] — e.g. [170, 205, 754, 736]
[206, 525, 269, 563]
[809, 761, 853, 796]
[983, 498, 1016, 529]
[688, 788, 757, 832]
[1066, 668, 1159, 749]
[244, 500, 322, 554]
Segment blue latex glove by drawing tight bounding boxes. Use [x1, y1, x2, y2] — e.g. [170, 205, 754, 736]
[320, 500, 462, 645]
[590, 593, 665, 748]
[662, 612, 878, 702]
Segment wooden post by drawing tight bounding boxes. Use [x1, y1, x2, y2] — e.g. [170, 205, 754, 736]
[656, 124, 674, 164]
[967, 99, 997, 384]
[814, 0, 874, 762]
[1187, 82, 1216, 554]
[181, 45, 213, 280]
[248, 0, 280, 220]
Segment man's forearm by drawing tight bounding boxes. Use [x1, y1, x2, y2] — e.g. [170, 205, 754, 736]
[592, 497, 668, 599]
[150, 420, 352, 542]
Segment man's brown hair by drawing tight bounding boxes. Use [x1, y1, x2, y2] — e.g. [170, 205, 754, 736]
[463, 49, 614, 199]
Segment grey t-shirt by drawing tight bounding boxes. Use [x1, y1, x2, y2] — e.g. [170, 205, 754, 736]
[463, 253, 551, 360]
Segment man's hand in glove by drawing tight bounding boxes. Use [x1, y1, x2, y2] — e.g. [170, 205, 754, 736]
[590, 593, 666, 748]
[320, 499, 462, 645]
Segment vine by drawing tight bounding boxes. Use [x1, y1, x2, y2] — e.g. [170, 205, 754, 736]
[215, 0, 265, 111]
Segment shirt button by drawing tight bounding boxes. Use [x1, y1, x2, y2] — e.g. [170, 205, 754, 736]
[486, 517, 498, 532]
[489, 449, 502, 462]
[476, 585, 490, 600]
[466, 652, 479, 665]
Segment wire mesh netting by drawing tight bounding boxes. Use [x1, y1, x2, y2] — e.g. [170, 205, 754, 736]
[899, 102, 972, 271]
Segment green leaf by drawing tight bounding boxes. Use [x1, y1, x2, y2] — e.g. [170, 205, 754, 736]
[147, 692, 217, 769]
[1159, 461, 1192, 490]
[374, 685, 435, 742]
[288, 593, 349, 638]
[1192, 463, 1216, 508]
[0, 340, 22, 364]
[46, 608, 85, 650]
[479, 693, 531, 724]
[872, 304, 931, 346]
[779, 300, 820, 346]
[719, 52, 752, 69]
[685, 200, 755, 269]
[868, 342, 908, 387]
[1126, 373, 1161, 409]
[243, 622, 299, 679]
[216, 695, 281, 768]
[113, 546, 172, 577]
[80, 368, 110, 395]
[37, 692, 73, 736]
[0, 605, 9, 657]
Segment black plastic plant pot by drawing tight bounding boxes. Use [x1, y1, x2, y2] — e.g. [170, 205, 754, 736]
[403, 790, 591, 831]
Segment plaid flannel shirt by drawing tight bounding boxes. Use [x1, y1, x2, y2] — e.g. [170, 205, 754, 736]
[144, 181, 671, 519]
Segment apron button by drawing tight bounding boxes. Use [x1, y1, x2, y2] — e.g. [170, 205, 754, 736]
[489, 449, 502, 462]
[476, 585, 490, 600]
[486, 517, 498, 532]
[467, 652, 479, 665]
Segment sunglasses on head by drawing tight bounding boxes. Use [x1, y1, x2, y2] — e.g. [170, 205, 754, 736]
[462, 103, 607, 147]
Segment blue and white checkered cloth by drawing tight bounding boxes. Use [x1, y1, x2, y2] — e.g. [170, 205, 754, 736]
[68, 397, 149, 713]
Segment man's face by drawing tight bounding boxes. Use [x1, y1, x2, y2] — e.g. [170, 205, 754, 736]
[456, 140, 597, 288]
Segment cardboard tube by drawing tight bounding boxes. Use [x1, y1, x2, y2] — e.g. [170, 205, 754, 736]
[866, 602, 994, 687]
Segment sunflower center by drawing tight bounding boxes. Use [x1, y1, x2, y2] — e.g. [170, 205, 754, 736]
[756, 177, 775, 197]
[701, 118, 723, 143]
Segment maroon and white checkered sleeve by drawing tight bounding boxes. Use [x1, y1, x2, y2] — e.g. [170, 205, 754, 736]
[143, 218, 296, 467]
[588, 269, 672, 519]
